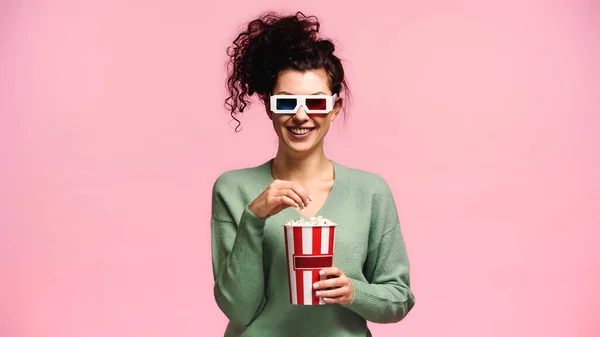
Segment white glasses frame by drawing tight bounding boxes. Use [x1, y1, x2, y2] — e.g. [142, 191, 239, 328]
[269, 94, 338, 114]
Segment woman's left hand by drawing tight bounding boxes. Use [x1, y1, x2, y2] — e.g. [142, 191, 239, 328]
[313, 267, 354, 305]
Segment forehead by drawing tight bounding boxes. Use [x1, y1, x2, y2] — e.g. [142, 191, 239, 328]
[273, 69, 331, 95]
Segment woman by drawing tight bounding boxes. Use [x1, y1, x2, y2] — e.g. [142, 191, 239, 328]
[211, 11, 415, 337]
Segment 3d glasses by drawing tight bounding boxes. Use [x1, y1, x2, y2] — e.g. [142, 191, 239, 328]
[269, 94, 338, 114]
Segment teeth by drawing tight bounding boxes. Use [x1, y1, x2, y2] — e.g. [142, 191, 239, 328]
[289, 128, 312, 135]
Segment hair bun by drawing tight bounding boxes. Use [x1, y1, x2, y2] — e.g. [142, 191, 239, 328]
[317, 39, 335, 55]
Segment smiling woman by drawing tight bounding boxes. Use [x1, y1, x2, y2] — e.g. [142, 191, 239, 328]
[210, 11, 415, 337]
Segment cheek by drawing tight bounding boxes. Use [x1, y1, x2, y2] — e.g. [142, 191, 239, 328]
[272, 117, 289, 132]
[308, 116, 331, 129]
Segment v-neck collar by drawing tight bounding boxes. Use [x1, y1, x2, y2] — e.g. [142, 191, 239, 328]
[259, 158, 341, 220]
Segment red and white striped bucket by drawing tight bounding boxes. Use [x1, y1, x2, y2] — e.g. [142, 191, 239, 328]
[283, 222, 336, 305]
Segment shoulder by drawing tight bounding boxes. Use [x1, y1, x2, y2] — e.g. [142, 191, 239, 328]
[335, 161, 400, 229]
[211, 161, 271, 219]
[212, 160, 271, 194]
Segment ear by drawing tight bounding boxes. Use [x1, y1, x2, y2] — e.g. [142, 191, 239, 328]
[330, 97, 343, 122]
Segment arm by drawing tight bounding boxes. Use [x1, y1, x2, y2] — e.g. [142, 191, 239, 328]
[210, 176, 267, 327]
[344, 177, 415, 323]
[345, 223, 415, 323]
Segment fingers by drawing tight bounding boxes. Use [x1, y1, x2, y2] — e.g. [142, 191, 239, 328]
[312, 267, 354, 306]
[315, 286, 348, 299]
[267, 196, 300, 216]
[273, 180, 312, 207]
[313, 267, 344, 290]
[313, 275, 345, 290]
[321, 296, 349, 305]
[255, 179, 312, 218]
[319, 267, 342, 278]
[275, 188, 306, 209]
[278, 195, 299, 209]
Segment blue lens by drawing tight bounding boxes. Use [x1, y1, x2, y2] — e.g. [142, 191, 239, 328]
[276, 98, 297, 111]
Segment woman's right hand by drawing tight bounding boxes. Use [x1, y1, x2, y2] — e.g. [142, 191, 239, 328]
[248, 179, 312, 218]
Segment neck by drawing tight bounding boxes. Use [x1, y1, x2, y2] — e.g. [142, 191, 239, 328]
[271, 145, 331, 183]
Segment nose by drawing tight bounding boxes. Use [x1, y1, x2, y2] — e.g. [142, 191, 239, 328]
[293, 105, 310, 122]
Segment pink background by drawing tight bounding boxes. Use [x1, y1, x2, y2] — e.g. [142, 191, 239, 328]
[1, 0, 599, 336]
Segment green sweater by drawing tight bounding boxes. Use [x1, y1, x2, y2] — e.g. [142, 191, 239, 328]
[210, 159, 415, 337]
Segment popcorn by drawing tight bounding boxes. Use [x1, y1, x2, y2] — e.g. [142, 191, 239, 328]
[284, 215, 337, 227]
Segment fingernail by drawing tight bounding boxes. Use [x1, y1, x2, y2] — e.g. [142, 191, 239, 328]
[319, 270, 325, 275]
[313, 283, 319, 289]
[295, 203, 300, 208]
[308, 195, 313, 202]
[301, 208, 305, 212]
[315, 291, 321, 296]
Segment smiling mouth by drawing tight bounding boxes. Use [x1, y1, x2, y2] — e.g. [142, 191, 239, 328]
[287, 127, 315, 135]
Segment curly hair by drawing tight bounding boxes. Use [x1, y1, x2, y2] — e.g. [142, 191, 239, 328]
[224, 11, 350, 131]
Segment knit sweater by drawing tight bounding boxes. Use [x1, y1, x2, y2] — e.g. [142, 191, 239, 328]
[210, 159, 415, 337]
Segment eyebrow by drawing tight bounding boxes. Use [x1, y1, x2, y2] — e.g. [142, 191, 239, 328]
[274, 91, 328, 95]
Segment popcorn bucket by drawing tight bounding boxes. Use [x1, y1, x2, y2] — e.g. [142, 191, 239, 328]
[283, 219, 337, 305]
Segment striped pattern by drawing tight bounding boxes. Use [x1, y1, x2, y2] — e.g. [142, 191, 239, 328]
[284, 225, 336, 305]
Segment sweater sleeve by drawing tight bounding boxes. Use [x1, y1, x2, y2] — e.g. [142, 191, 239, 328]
[210, 175, 267, 327]
[344, 176, 415, 323]
[345, 223, 415, 323]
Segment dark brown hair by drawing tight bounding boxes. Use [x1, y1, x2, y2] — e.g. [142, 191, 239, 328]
[224, 11, 350, 131]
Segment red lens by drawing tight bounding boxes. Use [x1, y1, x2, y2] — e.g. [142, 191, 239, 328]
[305, 98, 327, 111]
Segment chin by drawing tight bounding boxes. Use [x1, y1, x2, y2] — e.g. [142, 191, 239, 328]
[285, 142, 314, 154]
